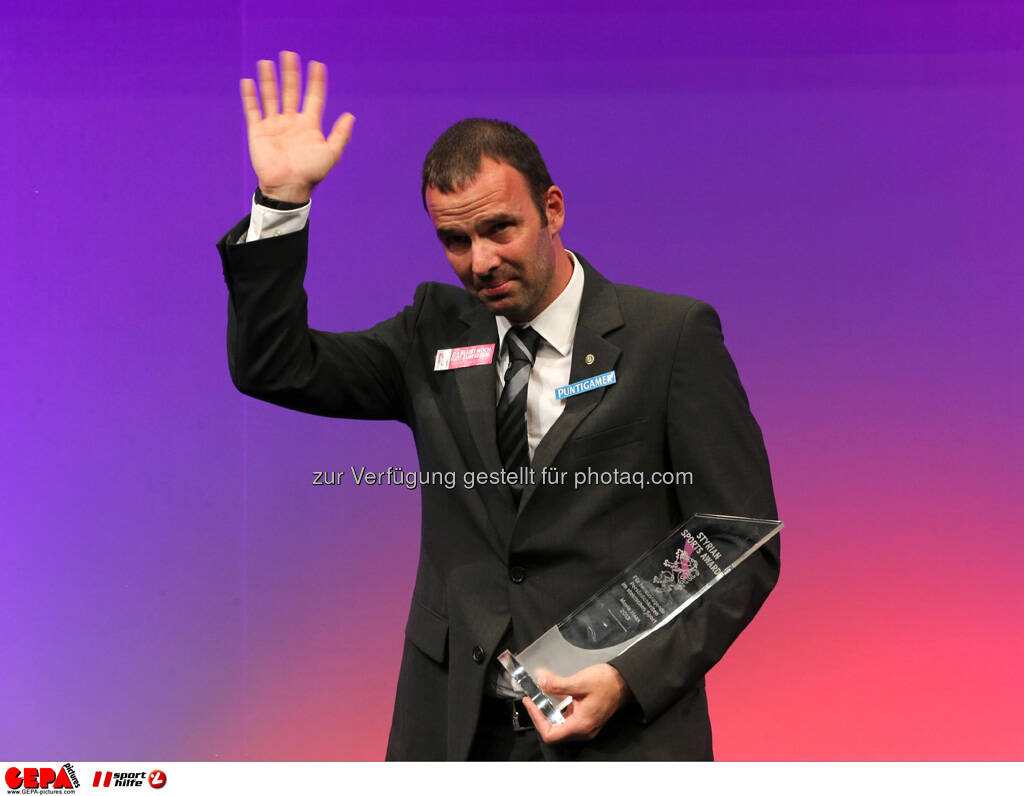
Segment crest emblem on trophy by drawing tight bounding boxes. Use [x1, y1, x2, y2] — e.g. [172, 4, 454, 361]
[652, 541, 700, 593]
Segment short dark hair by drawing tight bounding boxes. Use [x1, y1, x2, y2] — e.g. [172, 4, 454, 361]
[421, 118, 554, 225]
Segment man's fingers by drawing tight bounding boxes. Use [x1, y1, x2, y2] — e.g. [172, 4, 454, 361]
[521, 697, 561, 743]
[240, 78, 261, 127]
[280, 50, 300, 113]
[522, 697, 579, 744]
[257, 59, 278, 116]
[537, 672, 579, 696]
[303, 60, 326, 119]
[326, 112, 356, 161]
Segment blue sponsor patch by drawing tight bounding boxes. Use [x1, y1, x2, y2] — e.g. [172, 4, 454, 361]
[555, 370, 617, 401]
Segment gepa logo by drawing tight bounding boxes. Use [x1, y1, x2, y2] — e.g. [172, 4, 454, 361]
[5, 765, 79, 791]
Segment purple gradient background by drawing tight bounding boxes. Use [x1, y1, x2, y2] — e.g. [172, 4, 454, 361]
[3, 0, 1021, 760]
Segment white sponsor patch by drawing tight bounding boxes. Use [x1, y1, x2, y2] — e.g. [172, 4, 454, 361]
[434, 343, 496, 371]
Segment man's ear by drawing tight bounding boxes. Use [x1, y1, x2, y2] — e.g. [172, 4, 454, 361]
[545, 185, 565, 235]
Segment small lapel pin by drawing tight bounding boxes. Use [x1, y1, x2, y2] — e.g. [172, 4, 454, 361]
[584, 354, 595, 365]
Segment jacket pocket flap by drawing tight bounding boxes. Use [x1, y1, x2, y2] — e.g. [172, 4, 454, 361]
[405, 599, 449, 664]
[573, 418, 648, 459]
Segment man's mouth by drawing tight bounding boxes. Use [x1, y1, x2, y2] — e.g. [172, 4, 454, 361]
[479, 279, 513, 298]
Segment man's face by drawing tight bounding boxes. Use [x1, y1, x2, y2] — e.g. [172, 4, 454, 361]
[426, 157, 565, 324]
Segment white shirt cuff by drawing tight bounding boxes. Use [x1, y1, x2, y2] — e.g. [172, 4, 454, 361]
[237, 195, 311, 244]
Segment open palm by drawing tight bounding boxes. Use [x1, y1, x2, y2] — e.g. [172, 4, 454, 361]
[240, 51, 354, 203]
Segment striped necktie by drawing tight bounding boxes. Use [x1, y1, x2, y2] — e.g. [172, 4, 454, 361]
[496, 326, 542, 504]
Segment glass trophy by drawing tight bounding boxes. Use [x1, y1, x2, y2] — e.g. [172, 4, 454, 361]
[498, 513, 782, 725]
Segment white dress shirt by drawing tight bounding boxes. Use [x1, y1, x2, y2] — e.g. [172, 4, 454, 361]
[494, 254, 583, 458]
[238, 194, 309, 243]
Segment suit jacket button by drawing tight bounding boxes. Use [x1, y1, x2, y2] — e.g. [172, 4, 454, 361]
[472, 646, 486, 663]
[509, 566, 526, 584]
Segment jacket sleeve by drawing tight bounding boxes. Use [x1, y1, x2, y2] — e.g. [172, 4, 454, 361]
[610, 300, 781, 723]
[217, 216, 425, 422]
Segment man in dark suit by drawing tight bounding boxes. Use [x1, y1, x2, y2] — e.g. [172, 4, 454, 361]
[220, 51, 780, 761]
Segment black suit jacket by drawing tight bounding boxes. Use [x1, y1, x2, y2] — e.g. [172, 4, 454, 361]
[218, 217, 780, 761]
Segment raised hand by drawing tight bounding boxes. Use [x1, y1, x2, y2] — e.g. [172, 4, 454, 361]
[240, 51, 355, 203]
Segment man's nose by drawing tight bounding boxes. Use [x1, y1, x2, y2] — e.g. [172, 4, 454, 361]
[470, 240, 501, 277]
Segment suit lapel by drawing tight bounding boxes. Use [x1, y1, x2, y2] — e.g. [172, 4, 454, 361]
[450, 310, 502, 475]
[517, 256, 624, 517]
[443, 305, 518, 542]
[440, 257, 625, 530]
